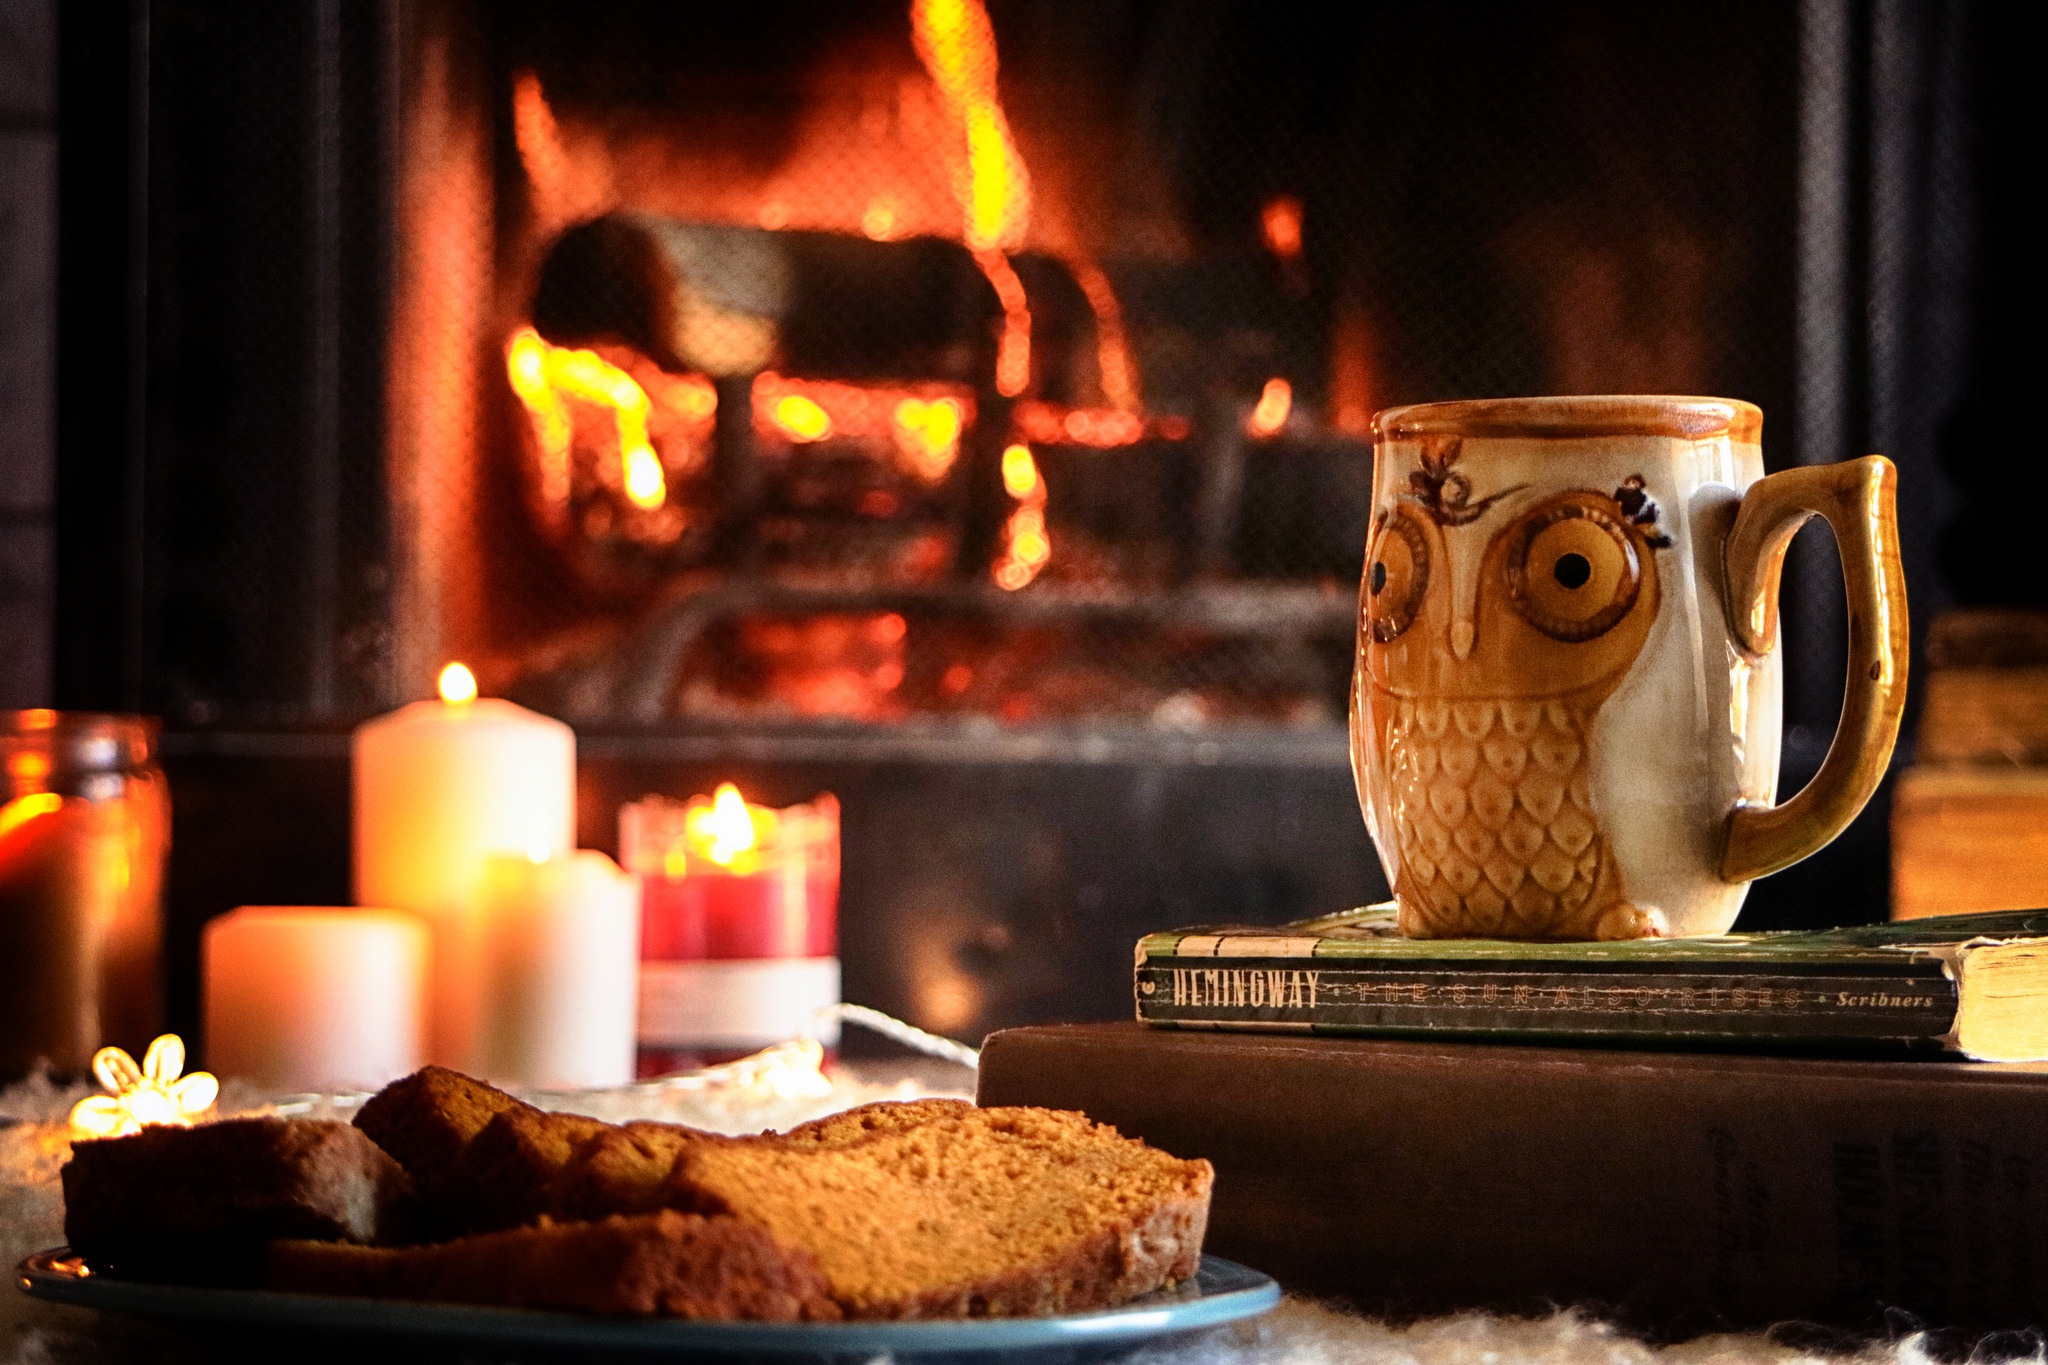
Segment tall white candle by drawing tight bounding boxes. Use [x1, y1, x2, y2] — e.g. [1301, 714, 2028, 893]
[203, 906, 429, 1091]
[352, 664, 575, 1068]
[472, 849, 640, 1089]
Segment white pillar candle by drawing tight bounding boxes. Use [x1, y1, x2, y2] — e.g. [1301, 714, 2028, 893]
[203, 906, 430, 1091]
[352, 664, 575, 1069]
[473, 849, 640, 1089]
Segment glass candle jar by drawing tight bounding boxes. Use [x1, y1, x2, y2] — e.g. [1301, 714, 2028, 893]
[619, 785, 839, 1076]
[0, 711, 168, 1078]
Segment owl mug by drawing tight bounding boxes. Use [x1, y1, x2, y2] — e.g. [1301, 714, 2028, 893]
[1351, 396, 1907, 941]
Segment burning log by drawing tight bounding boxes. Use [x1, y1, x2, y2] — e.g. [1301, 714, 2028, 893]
[530, 213, 1116, 576]
[532, 214, 1100, 385]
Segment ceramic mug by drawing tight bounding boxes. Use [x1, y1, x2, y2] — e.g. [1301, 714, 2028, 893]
[1350, 396, 1906, 940]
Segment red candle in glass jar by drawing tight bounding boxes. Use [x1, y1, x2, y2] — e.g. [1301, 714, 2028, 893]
[620, 786, 839, 1077]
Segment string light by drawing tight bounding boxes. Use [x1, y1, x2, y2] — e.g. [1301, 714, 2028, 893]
[68, 1035, 219, 1140]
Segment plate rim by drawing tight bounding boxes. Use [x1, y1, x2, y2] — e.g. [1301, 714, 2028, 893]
[16, 1247, 1280, 1352]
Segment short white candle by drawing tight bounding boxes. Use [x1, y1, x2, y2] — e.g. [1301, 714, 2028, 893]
[352, 664, 575, 1069]
[473, 848, 640, 1089]
[203, 906, 430, 1091]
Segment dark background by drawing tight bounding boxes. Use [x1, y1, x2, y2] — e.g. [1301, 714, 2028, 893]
[3, 0, 2039, 1050]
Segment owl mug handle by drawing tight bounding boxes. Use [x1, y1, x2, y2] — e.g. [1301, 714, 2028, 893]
[1719, 455, 1908, 883]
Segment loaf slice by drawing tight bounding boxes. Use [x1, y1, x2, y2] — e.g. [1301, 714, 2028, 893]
[777, 1098, 978, 1145]
[352, 1066, 525, 1193]
[63, 1118, 410, 1265]
[548, 1122, 727, 1222]
[446, 1106, 611, 1233]
[547, 1101, 970, 1223]
[265, 1210, 840, 1321]
[663, 1106, 1213, 1318]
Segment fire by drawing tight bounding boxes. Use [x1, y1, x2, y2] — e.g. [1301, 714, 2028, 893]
[894, 397, 964, 480]
[771, 394, 834, 442]
[911, 0, 1033, 398]
[910, 0, 1029, 253]
[993, 443, 1050, 590]
[754, 374, 971, 480]
[1000, 442, 1041, 498]
[438, 662, 478, 704]
[688, 783, 779, 869]
[1068, 258, 1139, 412]
[861, 197, 901, 241]
[1261, 196, 1304, 261]
[977, 251, 1032, 398]
[511, 71, 569, 218]
[1013, 402, 1148, 449]
[1247, 377, 1293, 438]
[505, 327, 682, 512]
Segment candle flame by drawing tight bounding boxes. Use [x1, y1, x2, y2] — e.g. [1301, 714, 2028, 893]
[702, 783, 758, 867]
[68, 1034, 218, 1140]
[0, 792, 63, 842]
[1247, 377, 1292, 438]
[438, 662, 479, 704]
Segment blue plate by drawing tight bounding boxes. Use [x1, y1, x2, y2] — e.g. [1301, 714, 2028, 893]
[17, 1248, 1279, 1360]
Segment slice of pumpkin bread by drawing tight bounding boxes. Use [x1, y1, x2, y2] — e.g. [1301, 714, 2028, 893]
[547, 1121, 728, 1222]
[64, 1119, 410, 1261]
[776, 1098, 979, 1145]
[352, 1066, 523, 1197]
[663, 1105, 1212, 1319]
[266, 1210, 839, 1320]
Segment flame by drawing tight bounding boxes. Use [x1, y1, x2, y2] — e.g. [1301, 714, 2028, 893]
[1000, 442, 1041, 498]
[686, 782, 780, 869]
[993, 444, 1050, 590]
[512, 71, 569, 215]
[1261, 196, 1304, 260]
[861, 197, 901, 241]
[505, 327, 673, 511]
[1247, 378, 1292, 438]
[1013, 402, 1150, 448]
[771, 394, 834, 443]
[1068, 257, 1139, 412]
[0, 792, 63, 843]
[911, 0, 1029, 253]
[68, 1035, 218, 1140]
[754, 374, 971, 480]
[975, 249, 1032, 399]
[438, 661, 478, 704]
[894, 397, 964, 480]
[912, 0, 1034, 398]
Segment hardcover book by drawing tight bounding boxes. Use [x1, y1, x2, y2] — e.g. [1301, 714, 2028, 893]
[979, 1023, 2048, 1334]
[1134, 904, 2048, 1060]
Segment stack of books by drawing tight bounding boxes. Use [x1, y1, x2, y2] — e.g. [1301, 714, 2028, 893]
[1893, 608, 2048, 918]
[977, 906, 2048, 1338]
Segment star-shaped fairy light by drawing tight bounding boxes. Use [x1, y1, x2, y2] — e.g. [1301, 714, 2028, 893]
[68, 1034, 219, 1139]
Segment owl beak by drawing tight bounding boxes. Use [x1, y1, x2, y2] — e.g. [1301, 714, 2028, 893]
[1450, 619, 1476, 660]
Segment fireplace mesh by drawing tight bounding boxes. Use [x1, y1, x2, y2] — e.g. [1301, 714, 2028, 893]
[135, 0, 1807, 730]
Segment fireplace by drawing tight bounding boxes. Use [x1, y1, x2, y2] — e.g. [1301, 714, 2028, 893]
[53, 0, 2003, 1047]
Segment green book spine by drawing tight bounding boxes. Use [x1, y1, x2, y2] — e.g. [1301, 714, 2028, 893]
[1134, 956, 1961, 1046]
[1126, 904, 2048, 1049]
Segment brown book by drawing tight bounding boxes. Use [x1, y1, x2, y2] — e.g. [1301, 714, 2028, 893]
[975, 1022, 2048, 1335]
[1892, 767, 2048, 919]
[1892, 608, 2048, 921]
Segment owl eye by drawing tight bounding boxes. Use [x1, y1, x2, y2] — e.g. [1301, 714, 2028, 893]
[1504, 499, 1641, 642]
[1365, 508, 1431, 642]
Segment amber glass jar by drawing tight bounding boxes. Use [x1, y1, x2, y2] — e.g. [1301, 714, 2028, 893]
[0, 711, 168, 1078]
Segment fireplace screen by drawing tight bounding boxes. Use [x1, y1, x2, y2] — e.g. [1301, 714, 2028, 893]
[365, 0, 1796, 733]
